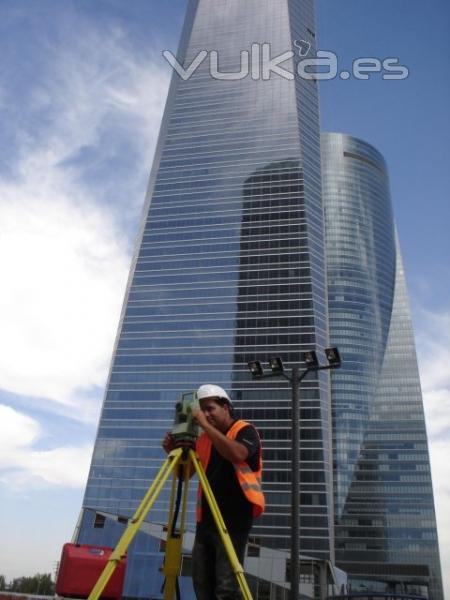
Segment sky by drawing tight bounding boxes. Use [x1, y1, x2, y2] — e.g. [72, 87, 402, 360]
[0, 0, 449, 594]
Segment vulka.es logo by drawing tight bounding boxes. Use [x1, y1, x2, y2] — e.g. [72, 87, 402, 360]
[163, 42, 409, 82]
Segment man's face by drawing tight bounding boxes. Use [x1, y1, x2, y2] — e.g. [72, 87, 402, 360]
[199, 397, 230, 431]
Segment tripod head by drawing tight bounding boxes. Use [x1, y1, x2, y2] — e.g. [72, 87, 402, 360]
[171, 390, 199, 446]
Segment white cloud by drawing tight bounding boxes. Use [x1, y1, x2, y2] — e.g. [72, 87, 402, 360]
[0, 190, 128, 405]
[0, 16, 169, 422]
[0, 405, 92, 489]
[0, 405, 40, 452]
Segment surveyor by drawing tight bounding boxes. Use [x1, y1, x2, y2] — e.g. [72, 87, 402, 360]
[163, 383, 264, 599]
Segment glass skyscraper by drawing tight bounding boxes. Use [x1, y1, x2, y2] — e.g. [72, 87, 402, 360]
[77, 1, 334, 598]
[322, 133, 443, 599]
[75, 2, 443, 598]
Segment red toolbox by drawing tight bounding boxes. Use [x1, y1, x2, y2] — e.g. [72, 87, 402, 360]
[56, 543, 127, 599]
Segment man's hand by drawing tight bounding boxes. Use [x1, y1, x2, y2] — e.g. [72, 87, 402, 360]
[191, 406, 209, 429]
[162, 431, 175, 454]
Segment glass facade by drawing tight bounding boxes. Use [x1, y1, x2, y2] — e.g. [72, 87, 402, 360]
[322, 133, 443, 600]
[77, 1, 333, 598]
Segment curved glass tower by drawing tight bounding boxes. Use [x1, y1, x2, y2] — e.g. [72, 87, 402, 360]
[76, 2, 333, 598]
[322, 132, 443, 599]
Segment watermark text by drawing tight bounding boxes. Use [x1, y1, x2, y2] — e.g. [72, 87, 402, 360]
[163, 42, 409, 82]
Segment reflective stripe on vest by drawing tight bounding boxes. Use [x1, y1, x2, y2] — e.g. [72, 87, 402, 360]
[195, 419, 265, 522]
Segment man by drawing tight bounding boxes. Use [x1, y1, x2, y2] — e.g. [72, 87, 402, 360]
[163, 384, 264, 599]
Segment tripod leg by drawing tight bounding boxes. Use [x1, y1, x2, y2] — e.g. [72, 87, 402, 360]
[163, 452, 192, 600]
[189, 449, 253, 600]
[87, 448, 184, 600]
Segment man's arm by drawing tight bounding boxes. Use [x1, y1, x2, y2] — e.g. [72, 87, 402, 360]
[191, 407, 248, 463]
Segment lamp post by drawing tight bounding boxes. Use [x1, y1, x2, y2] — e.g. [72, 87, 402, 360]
[248, 348, 341, 600]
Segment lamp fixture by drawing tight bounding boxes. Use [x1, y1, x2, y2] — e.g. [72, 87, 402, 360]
[302, 350, 319, 368]
[247, 360, 264, 379]
[268, 356, 284, 374]
[325, 347, 341, 367]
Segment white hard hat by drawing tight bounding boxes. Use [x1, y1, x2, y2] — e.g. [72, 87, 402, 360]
[197, 384, 232, 405]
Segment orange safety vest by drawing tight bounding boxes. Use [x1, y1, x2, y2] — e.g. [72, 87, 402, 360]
[195, 419, 265, 522]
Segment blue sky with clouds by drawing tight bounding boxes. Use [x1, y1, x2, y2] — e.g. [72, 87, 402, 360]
[0, 0, 449, 593]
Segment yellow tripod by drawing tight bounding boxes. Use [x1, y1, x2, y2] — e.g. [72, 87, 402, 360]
[87, 446, 253, 600]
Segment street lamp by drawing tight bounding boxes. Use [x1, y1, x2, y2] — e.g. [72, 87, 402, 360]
[247, 348, 341, 600]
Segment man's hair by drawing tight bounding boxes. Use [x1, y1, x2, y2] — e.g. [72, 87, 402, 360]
[204, 396, 235, 418]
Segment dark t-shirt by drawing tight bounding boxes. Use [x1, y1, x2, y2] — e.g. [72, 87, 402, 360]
[198, 422, 261, 534]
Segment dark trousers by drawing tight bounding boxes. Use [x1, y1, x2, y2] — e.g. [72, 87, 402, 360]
[191, 526, 249, 600]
